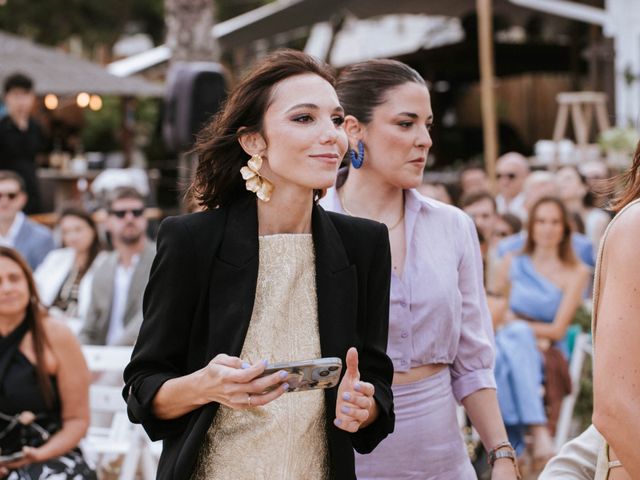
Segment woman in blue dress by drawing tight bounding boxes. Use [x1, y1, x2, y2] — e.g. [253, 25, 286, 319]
[492, 196, 590, 467]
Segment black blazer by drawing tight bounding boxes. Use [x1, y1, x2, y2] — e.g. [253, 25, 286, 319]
[123, 197, 394, 480]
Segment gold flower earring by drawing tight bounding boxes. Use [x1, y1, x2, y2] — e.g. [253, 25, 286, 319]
[240, 154, 274, 202]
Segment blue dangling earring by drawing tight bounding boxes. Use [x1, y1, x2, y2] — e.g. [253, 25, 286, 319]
[349, 140, 365, 169]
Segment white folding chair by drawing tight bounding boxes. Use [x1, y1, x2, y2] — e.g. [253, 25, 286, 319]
[81, 345, 142, 480]
[554, 332, 593, 450]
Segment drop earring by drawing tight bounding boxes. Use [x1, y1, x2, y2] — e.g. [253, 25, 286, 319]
[349, 140, 365, 169]
[240, 154, 274, 202]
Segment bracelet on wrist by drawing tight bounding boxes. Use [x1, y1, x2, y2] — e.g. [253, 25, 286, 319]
[487, 441, 521, 479]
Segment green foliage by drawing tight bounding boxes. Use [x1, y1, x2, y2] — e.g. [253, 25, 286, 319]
[82, 96, 121, 152]
[598, 127, 640, 153]
[0, 0, 165, 48]
[574, 354, 593, 432]
[570, 305, 594, 432]
[81, 96, 163, 155]
[0, 0, 276, 51]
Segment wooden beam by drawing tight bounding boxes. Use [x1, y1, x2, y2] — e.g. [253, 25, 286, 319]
[477, 0, 499, 185]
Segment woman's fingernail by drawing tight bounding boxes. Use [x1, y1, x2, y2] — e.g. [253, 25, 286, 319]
[262, 359, 269, 366]
[279, 370, 288, 379]
[341, 405, 350, 414]
[354, 382, 362, 391]
[342, 392, 351, 401]
[283, 383, 290, 391]
[241, 362, 250, 369]
[334, 418, 342, 426]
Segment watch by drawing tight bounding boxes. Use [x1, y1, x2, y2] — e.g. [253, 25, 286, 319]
[488, 442, 522, 479]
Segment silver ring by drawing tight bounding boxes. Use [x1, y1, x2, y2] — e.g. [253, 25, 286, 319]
[247, 394, 252, 407]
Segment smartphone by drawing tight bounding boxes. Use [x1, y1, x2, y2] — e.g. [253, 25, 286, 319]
[259, 357, 342, 393]
[0, 451, 25, 463]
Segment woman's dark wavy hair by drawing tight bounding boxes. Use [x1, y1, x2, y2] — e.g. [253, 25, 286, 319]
[58, 207, 102, 276]
[335, 59, 426, 125]
[609, 139, 640, 212]
[0, 247, 54, 407]
[188, 49, 336, 209]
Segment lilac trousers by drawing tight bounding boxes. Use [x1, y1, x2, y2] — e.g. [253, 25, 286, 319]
[355, 368, 476, 480]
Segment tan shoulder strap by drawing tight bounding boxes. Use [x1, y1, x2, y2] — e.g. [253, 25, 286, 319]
[591, 198, 640, 345]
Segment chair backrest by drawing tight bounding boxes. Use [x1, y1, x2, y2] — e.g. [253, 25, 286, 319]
[554, 331, 593, 450]
[82, 345, 133, 373]
[89, 384, 128, 414]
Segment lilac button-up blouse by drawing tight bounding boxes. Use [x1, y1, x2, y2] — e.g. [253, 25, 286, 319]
[321, 181, 496, 402]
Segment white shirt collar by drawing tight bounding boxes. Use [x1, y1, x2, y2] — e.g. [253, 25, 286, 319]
[0, 212, 25, 247]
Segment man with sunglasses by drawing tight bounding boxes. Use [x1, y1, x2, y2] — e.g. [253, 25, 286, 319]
[0, 170, 54, 269]
[495, 152, 530, 222]
[80, 187, 155, 346]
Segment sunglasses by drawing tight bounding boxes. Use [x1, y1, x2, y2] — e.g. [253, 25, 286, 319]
[0, 192, 20, 200]
[496, 173, 517, 180]
[109, 208, 144, 219]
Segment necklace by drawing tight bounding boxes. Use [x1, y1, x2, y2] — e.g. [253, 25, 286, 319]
[339, 189, 405, 231]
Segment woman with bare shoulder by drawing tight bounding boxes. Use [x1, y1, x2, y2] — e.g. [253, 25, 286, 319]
[0, 246, 94, 479]
[592, 140, 640, 479]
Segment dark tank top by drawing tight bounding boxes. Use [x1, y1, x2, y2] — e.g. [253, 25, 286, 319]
[0, 320, 61, 440]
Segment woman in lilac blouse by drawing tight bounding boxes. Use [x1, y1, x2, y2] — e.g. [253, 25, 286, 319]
[321, 60, 519, 479]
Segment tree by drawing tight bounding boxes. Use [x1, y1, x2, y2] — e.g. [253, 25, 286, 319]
[0, 0, 165, 51]
[164, 0, 218, 63]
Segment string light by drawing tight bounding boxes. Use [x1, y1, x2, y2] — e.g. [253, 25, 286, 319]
[76, 92, 90, 108]
[88, 94, 102, 111]
[44, 93, 58, 110]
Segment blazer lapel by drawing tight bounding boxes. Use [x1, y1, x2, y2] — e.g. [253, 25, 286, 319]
[312, 205, 357, 359]
[208, 198, 260, 357]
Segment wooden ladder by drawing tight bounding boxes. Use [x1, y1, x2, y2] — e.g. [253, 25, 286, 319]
[552, 91, 610, 146]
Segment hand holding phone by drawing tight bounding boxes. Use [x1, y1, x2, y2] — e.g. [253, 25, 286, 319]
[258, 357, 342, 393]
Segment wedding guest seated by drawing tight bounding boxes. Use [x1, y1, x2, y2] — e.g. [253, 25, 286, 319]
[0, 171, 54, 270]
[35, 208, 106, 322]
[496, 171, 595, 267]
[492, 197, 590, 468]
[556, 166, 610, 252]
[79, 187, 155, 346]
[0, 247, 95, 479]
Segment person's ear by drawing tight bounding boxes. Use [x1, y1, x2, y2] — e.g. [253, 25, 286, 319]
[237, 128, 267, 157]
[343, 115, 366, 150]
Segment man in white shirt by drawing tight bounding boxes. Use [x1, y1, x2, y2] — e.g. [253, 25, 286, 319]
[79, 187, 155, 346]
[0, 170, 54, 269]
[495, 152, 530, 221]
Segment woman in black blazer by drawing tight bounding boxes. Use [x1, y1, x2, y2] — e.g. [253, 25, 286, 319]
[123, 50, 394, 480]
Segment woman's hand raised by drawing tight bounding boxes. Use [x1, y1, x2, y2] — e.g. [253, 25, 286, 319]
[201, 354, 289, 409]
[334, 347, 378, 433]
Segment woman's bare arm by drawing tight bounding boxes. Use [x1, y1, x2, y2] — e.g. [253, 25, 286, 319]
[38, 319, 91, 461]
[592, 211, 640, 478]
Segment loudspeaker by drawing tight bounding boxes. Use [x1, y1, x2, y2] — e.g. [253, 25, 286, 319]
[163, 62, 227, 152]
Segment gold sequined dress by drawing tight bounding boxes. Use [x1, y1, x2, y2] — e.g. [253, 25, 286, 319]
[191, 234, 328, 480]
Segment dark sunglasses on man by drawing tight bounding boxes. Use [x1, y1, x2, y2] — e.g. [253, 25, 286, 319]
[496, 172, 517, 181]
[109, 208, 145, 219]
[0, 192, 20, 200]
